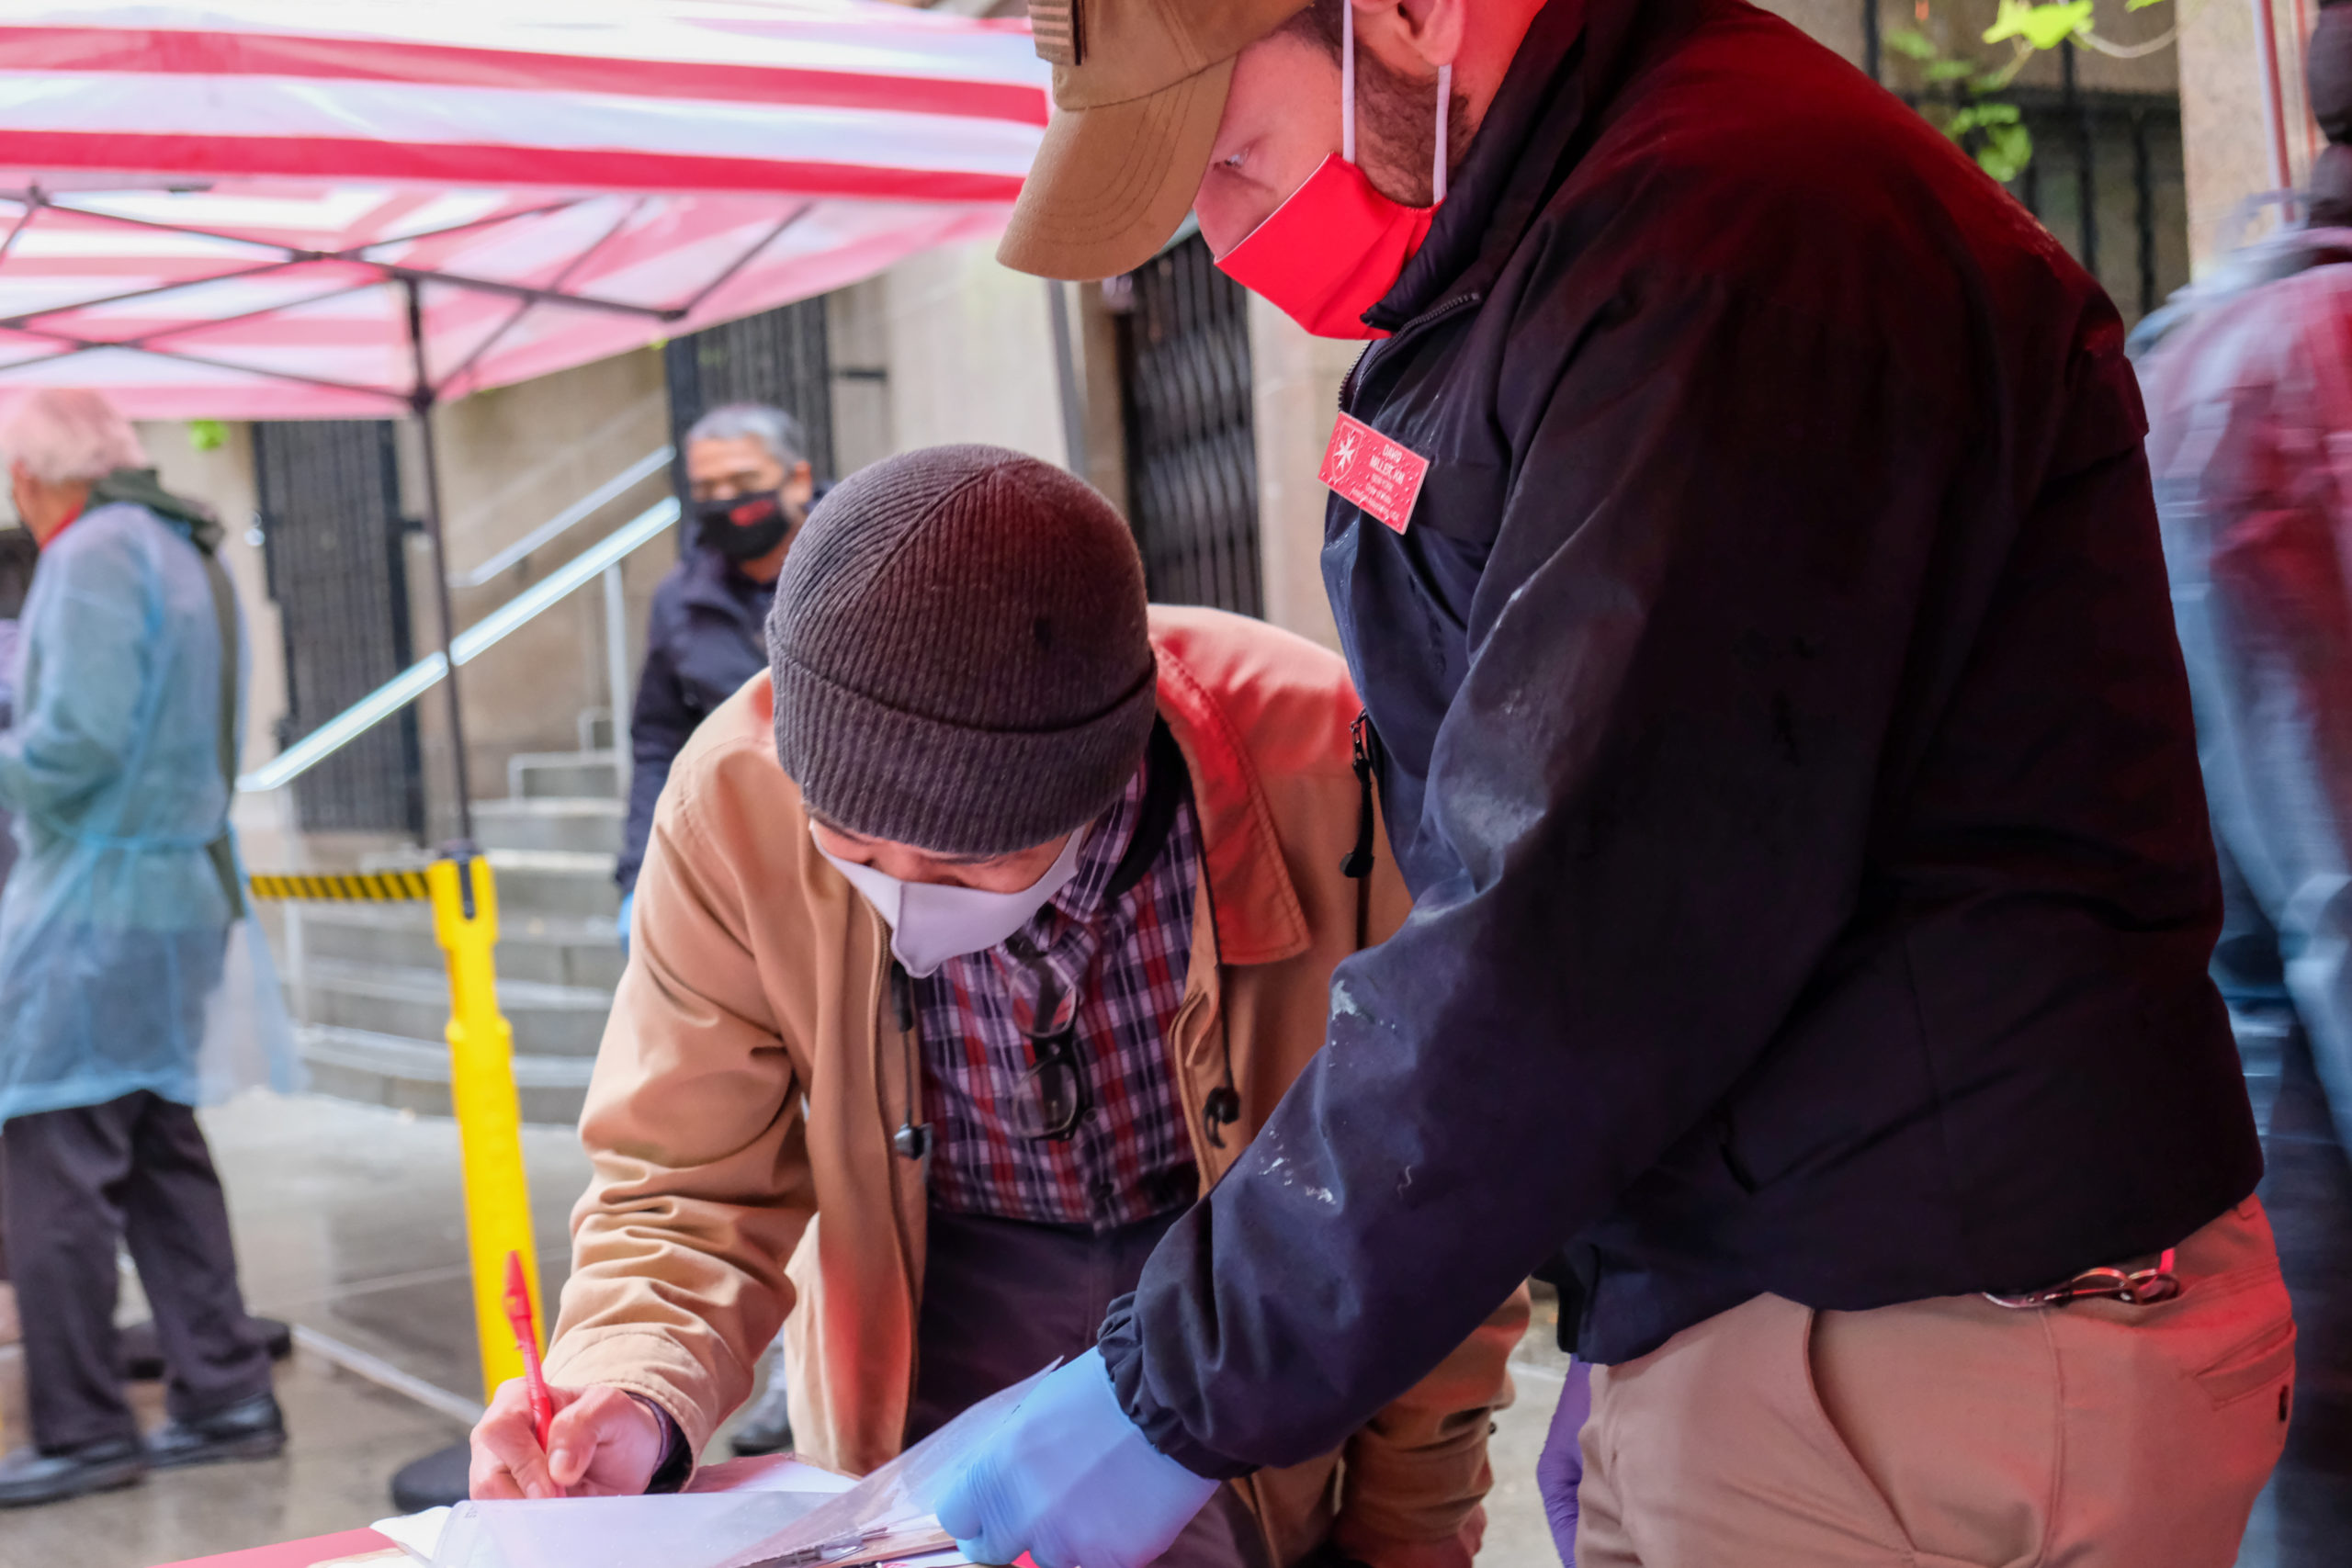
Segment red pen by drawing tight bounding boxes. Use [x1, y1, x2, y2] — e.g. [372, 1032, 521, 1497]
[503, 1249, 555, 1451]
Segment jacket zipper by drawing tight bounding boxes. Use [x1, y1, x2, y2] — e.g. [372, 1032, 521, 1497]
[1340, 290, 1487, 412]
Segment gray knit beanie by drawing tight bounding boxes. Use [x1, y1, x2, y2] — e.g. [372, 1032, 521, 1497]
[767, 444, 1157, 856]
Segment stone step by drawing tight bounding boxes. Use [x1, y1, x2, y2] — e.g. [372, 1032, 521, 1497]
[472, 796, 626, 857]
[292, 958, 614, 1057]
[510, 750, 622, 802]
[484, 849, 621, 919]
[297, 1025, 593, 1127]
[292, 903, 624, 992]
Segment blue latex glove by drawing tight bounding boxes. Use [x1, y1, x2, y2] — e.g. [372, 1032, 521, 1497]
[1535, 1360, 1593, 1566]
[616, 890, 633, 958]
[935, 1347, 1219, 1568]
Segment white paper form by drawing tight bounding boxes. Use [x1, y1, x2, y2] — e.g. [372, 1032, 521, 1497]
[414, 1367, 1051, 1568]
[430, 1493, 840, 1568]
[376, 1461, 849, 1564]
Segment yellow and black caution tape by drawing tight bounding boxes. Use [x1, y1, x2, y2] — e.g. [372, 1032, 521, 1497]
[248, 870, 434, 903]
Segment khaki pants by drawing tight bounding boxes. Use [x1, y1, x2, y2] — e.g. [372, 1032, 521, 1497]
[1577, 1200, 2294, 1567]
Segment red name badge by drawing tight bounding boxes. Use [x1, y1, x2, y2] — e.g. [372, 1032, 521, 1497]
[1319, 412, 1430, 535]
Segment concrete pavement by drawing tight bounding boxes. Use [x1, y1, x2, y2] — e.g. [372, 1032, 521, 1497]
[0, 1094, 586, 1568]
[0, 1092, 1566, 1568]
[3, 1034, 2344, 1567]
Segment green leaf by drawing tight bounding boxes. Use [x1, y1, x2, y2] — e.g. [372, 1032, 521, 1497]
[187, 418, 226, 454]
[1925, 58, 1977, 83]
[1978, 122, 2035, 185]
[1970, 100, 2023, 125]
[1984, 0, 2094, 50]
[1885, 26, 1941, 61]
[2125, 0, 2170, 10]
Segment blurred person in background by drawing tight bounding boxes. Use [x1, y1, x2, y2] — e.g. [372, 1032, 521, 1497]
[0, 522, 32, 1348]
[2135, 2, 2352, 1156]
[613, 400, 820, 1457]
[469, 446, 1525, 1568]
[0, 389, 298, 1507]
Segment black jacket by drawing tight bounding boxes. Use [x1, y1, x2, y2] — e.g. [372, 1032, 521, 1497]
[616, 546, 775, 893]
[1101, 0, 2261, 1478]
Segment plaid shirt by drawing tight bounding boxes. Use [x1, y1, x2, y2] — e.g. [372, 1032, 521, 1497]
[916, 760, 1202, 1231]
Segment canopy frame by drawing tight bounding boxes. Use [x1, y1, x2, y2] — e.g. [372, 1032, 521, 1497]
[0, 185, 819, 397]
[0, 180, 826, 846]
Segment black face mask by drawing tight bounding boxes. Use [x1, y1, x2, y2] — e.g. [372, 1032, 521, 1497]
[695, 489, 794, 562]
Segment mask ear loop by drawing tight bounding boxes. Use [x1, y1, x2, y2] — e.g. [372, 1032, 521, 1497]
[1342, 3, 1450, 206]
[1433, 63, 1452, 204]
[1341, 0, 1356, 165]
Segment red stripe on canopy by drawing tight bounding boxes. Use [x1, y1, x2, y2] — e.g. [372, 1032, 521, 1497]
[0, 134, 1035, 205]
[0, 26, 1051, 124]
[0, 0, 1055, 419]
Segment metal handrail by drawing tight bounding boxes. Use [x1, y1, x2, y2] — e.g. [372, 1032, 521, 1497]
[241, 495, 680, 795]
[449, 445, 673, 589]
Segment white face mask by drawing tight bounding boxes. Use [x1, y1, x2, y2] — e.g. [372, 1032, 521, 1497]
[813, 825, 1090, 978]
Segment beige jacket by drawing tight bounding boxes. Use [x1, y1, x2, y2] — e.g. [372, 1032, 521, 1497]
[545, 605, 1528, 1563]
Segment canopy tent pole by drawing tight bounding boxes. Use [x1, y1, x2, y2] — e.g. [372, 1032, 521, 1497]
[405, 277, 477, 849]
[2253, 0, 2295, 202]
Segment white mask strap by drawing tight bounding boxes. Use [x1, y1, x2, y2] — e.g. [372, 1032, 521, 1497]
[1341, 1, 1356, 165]
[1340, 6, 1451, 207]
[1433, 63, 1452, 204]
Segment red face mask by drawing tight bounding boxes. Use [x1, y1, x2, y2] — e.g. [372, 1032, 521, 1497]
[1215, 7, 1452, 341]
[1216, 155, 1439, 339]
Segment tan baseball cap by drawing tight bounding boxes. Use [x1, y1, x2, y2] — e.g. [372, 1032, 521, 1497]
[1001, 0, 1313, 280]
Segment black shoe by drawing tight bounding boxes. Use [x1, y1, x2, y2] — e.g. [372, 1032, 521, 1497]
[0, 1438, 146, 1507]
[145, 1393, 287, 1469]
[729, 1381, 794, 1458]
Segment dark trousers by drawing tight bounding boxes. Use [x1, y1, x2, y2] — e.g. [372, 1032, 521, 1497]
[0, 1090, 271, 1450]
[912, 1207, 1272, 1568]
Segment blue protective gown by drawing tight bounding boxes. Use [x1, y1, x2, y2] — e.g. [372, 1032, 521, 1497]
[0, 499, 297, 1123]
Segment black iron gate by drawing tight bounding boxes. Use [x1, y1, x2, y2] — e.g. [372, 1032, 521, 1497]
[2007, 69, 2188, 323]
[1115, 233, 1262, 617]
[253, 420, 424, 834]
[1867, 18, 2188, 324]
[664, 296, 836, 509]
[0, 525, 35, 621]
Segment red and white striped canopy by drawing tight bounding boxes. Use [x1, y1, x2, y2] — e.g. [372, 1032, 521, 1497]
[0, 2, 1050, 417]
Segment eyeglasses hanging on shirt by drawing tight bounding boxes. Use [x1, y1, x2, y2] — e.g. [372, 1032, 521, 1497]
[1005, 936, 1093, 1143]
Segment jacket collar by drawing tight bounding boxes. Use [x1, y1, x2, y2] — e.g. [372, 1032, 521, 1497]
[88, 467, 222, 552]
[1368, 0, 1662, 331]
[1149, 629, 1313, 969]
[674, 546, 773, 625]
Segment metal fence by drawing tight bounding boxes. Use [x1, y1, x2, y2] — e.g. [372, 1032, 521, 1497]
[1114, 232, 1263, 618]
[2007, 73, 2189, 323]
[252, 420, 424, 834]
[664, 296, 836, 541]
[1865, 24, 2189, 324]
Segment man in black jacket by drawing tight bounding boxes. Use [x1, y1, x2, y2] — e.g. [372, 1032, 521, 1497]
[938, 3, 2292, 1566]
[618, 403, 817, 928]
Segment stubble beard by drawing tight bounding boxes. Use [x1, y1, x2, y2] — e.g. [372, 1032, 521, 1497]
[1353, 50, 1475, 209]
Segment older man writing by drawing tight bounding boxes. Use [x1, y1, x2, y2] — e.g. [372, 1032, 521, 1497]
[471, 446, 1526, 1568]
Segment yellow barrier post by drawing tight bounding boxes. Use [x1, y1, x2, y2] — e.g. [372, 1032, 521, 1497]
[249, 858, 542, 1500]
[425, 852, 543, 1404]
